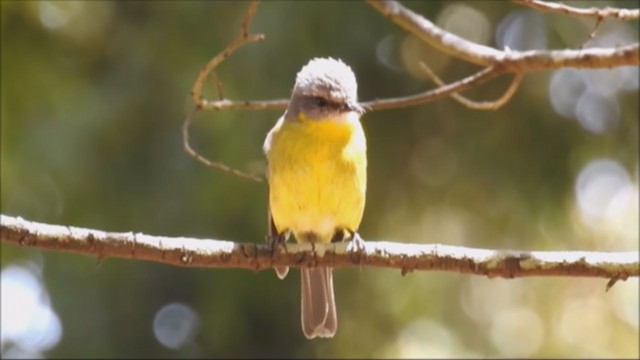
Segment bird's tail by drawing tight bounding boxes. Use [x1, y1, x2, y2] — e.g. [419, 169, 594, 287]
[300, 267, 337, 339]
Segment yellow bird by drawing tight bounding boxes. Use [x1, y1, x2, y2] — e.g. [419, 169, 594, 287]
[263, 58, 367, 339]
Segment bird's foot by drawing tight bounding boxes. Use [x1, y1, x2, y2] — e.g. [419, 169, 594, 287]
[267, 232, 290, 279]
[346, 231, 366, 254]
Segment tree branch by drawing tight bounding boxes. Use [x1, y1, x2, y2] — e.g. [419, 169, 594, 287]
[184, 0, 639, 180]
[189, 1, 639, 113]
[417, 61, 523, 110]
[363, 65, 507, 111]
[2, 215, 637, 285]
[182, 107, 266, 182]
[184, 0, 267, 182]
[514, 0, 640, 21]
[190, 1, 265, 109]
[366, 0, 639, 69]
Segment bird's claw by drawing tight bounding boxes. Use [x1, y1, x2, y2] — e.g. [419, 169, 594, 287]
[346, 232, 366, 253]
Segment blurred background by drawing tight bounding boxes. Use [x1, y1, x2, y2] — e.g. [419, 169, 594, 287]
[1, 0, 638, 358]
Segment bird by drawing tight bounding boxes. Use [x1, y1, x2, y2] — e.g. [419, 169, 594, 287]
[263, 57, 367, 339]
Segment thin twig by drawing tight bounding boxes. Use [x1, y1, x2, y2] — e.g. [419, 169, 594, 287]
[186, 0, 266, 182]
[198, 66, 507, 112]
[190, 1, 264, 107]
[514, 0, 640, 21]
[199, 98, 288, 111]
[1, 215, 637, 286]
[580, 16, 604, 49]
[210, 72, 225, 100]
[363, 65, 505, 111]
[182, 106, 265, 182]
[417, 61, 523, 110]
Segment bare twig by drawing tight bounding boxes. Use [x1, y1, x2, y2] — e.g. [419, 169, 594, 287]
[240, 0, 258, 37]
[189, 1, 639, 114]
[182, 107, 265, 182]
[187, 0, 639, 113]
[210, 72, 225, 100]
[190, 1, 264, 108]
[2, 215, 637, 285]
[581, 16, 604, 49]
[417, 62, 523, 110]
[363, 65, 505, 111]
[366, 1, 639, 69]
[185, 0, 268, 182]
[192, 0, 640, 110]
[198, 98, 288, 111]
[189, 1, 289, 112]
[189, 65, 507, 113]
[367, 0, 502, 67]
[514, 0, 640, 21]
[185, 0, 639, 180]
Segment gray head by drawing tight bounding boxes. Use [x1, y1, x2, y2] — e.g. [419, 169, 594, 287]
[285, 57, 363, 121]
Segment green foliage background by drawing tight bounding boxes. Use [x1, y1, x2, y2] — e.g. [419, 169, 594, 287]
[1, 1, 638, 358]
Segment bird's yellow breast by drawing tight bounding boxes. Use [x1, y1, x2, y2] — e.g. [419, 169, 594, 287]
[265, 113, 367, 243]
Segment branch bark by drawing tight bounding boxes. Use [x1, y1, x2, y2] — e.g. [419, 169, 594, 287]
[367, 0, 640, 70]
[514, 0, 640, 20]
[2, 215, 637, 284]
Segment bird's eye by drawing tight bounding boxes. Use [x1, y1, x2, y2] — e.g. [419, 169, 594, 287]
[314, 97, 328, 107]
